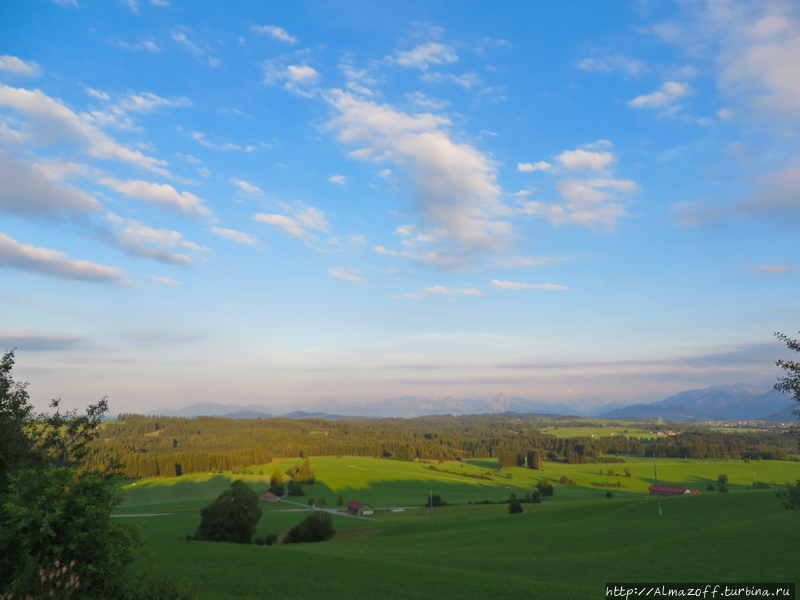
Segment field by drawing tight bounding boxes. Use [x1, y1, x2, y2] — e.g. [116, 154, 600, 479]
[118, 455, 800, 512]
[120, 455, 800, 599]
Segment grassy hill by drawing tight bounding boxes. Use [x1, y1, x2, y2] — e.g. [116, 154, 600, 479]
[129, 490, 799, 600]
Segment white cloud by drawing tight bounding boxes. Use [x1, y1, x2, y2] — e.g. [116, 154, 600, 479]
[117, 92, 192, 113]
[522, 178, 638, 231]
[0, 56, 41, 77]
[231, 178, 262, 195]
[209, 226, 258, 245]
[392, 293, 430, 300]
[629, 81, 693, 110]
[422, 71, 482, 88]
[190, 131, 251, 151]
[555, 149, 615, 171]
[171, 26, 221, 68]
[576, 55, 649, 76]
[424, 285, 483, 296]
[86, 88, 110, 101]
[490, 279, 570, 290]
[518, 161, 552, 173]
[286, 64, 320, 83]
[112, 39, 160, 52]
[0, 84, 169, 175]
[654, 2, 800, 119]
[106, 213, 196, 264]
[0, 153, 101, 216]
[250, 25, 297, 44]
[254, 202, 328, 239]
[150, 0, 169, 5]
[328, 268, 364, 282]
[390, 42, 458, 70]
[0, 232, 126, 283]
[326, 91, 511, 264]
[328, 174, 346, 185]
[151, 276, 180, 285]
[98, 176, 211, 216]
[406, 91, 450, 110]
[124, 0, 139, 14]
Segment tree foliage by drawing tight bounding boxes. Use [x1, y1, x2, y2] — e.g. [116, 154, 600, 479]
[537, 477, 554, 498]
[282, 512, 335, 544]
[774, 330, 800, 510]
[508, 500, 523, 514]
[0, 351, 191, 599]
[193, 480, 261, 544]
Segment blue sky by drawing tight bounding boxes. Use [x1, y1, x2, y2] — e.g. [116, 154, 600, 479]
[1, 0, 799, 413]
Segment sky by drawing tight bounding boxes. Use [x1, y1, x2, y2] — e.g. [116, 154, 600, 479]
[1, 0, 799, 414]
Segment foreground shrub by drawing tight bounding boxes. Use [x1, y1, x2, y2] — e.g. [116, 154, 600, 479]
[283, 512, 335, 544]
[508, 501, 523, 514]
[193, 480, 261, 544]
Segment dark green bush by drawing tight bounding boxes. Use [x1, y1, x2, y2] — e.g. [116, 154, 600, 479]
[282, 512, 335, 544]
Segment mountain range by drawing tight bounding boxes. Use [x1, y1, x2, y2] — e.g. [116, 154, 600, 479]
[598, 384, 794, 422]
[146, 385, 798, 423]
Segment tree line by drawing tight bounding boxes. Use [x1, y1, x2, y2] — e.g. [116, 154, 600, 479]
[83, 413, 797, 480]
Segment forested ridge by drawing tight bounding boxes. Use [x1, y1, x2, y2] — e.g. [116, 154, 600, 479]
[87, 414, 798, 479]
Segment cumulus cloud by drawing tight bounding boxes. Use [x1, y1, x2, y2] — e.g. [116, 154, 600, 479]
[555, 149, 615, 171]
[97, 176, 211, 216]
[653, 1, 800, 120]
[261, 55, 321, 96]
[328, 174, 346, 185]
[251, 25, 297, 43]
[518, 161, 552, 172]
[328, 268, 364, 282]
[389, 42, 458, 70]
[0, 56, 41, 77]
[629, 81, 693, 110]
[0, 84, 169, 175]
[326, 91, 511, 265]
[231, 178, 262, 195]
[209, 226, 258, 245]
[424, 285, 483, 296]
[490, 279, 570, 290]
[0, 153, 101, 216]
[518, 141, 637, 232]
[0, 232, 126, 283]
[253, 202, 328, 239]
[105, 213, 196, 264]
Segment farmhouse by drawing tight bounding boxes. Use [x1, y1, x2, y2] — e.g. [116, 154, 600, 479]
[260, 492, 279, 503]
[347, 500, 369, 516]
[648, 485, 699, 497]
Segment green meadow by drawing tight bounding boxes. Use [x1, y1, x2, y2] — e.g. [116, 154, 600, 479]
[119, 455, 800, 599]
[119, 455, 800, 512]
